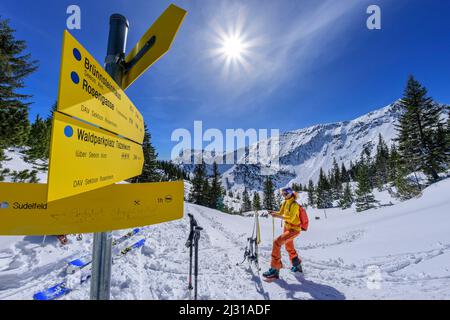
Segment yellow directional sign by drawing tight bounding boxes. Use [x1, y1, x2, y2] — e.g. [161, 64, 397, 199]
[58, 31, 144, 144]
[47, 112, 144, 202]
[0, 181, 184, 235]
[121, 4, 187, 89]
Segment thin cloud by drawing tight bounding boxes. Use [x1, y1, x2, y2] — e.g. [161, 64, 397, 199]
[189, 0, 364, 114]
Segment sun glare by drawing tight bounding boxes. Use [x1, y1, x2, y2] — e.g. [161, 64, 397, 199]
[221, 36, 244, 59]
[209, 14, 260, 78]
[211, 31, 254, 77]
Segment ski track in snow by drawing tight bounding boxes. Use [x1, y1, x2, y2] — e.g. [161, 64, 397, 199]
[0, 205, 449, 300]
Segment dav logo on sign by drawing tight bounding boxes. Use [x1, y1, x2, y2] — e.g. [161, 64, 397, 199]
[0, 202, 9, 209]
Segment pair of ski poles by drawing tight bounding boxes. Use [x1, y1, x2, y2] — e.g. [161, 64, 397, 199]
[185, 213, 203, 300]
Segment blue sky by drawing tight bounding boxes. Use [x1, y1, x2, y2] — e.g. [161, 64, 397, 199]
[1, 0, 450, 159]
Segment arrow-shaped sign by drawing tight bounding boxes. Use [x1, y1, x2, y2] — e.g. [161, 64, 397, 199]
[121, 4, 187, 89]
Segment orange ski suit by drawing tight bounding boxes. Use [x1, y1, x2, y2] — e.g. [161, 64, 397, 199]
[271, 197, 301, 270]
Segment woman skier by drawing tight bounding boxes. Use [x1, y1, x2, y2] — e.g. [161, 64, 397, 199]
[263, 187, 303, 280]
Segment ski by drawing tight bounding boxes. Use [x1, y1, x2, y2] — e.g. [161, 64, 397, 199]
[120, 238, 146, 255]
[65, 228, 140, 275]
[66, 255, 91, 275]
[33, 282, 70, 300]
[34, 266, 92, 300]
[112, 238, 146, 263]
[112, 228, 140, 246]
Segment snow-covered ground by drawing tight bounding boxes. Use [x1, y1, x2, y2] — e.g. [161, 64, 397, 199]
[1, 178, 449, 300]
[1, 148, 47, 182]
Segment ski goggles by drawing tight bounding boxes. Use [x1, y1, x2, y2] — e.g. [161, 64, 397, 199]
[280, 187, 294, 197]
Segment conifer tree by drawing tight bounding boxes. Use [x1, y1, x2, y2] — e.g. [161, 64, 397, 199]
[339, 182, 354, 210]
[202, 178, 211, 207]
[263, 176, 276, 210]
[387, 144, 400, 182]
[209, 161, 222, 209]
[252, 192, 262, 211]
[241, 188, 252, 212]
[393, 165, 421, 200]
[189, 161, 207, 205]
[0, 139, 9, 180]
[10, 169, 39, 183]
[156, 160, 188, 181]
[349, 160, 357, 181]
[25, 114, 50, 161]
[355, 164, 377, 212]
[0, 18, 38, 147]
[292, 183, 302, 192]
[395, 76, 446, 182]
[358, 145, 376, 189]
[374, 134, 390, 189]
[435, 120, 449, 168]
[0, 168, 9, 182]
[131, 124, 159, 183]
[0, 150, 9, 181]
[330, 158, 342, 200]
[307, 179, 315, 207]
[341, 163, 350, 183]
[316, 168, 333, 209]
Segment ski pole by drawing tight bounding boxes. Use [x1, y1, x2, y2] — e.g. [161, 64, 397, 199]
[193, 226, 203, 300]
[188, 240, 193, 295]
[185, 214, 196, 299]
[194, 230, 199, 300]
[272, 214, 275, 242]
[255, 211, 261, 245]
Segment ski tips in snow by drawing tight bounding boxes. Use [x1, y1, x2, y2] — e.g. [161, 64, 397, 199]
[112, 228, 140, 246]
[120, 238, 145, 255]
[33, 229, 145, 300]
[66, 256, 91, 275]
[33, 282, 70, 300]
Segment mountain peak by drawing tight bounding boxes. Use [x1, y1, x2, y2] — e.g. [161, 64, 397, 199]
[220, 101, 403, 193]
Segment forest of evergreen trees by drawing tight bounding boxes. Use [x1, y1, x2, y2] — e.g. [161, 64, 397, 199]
[306, 76, 449, 212]
[188, 161, 282, 215]
[189, 76, 449, 214]
[0, 17, 40, 182]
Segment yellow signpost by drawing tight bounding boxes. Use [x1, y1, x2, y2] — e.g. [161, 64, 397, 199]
[0, 181, 184, 235]
[57, 31, 144, 144]
[121, 4, 187, 89]
[1, 4, 188, 299]
[47, 112, 144, 202]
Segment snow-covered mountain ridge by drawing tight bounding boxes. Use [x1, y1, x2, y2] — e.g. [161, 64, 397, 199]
[221, 102, 402, 193]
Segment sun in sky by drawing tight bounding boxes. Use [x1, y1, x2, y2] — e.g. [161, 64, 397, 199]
[209, 18, 258, 79]
[220, 35, 246, 60]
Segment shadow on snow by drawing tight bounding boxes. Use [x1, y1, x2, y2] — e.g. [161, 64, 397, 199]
[273, 276, 346, 300]
[247, 267, 270, 300]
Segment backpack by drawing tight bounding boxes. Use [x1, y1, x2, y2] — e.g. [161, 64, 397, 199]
[289, 201, 309, 231]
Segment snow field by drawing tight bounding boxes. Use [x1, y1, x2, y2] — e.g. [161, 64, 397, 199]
[1, 179, 449, 299]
